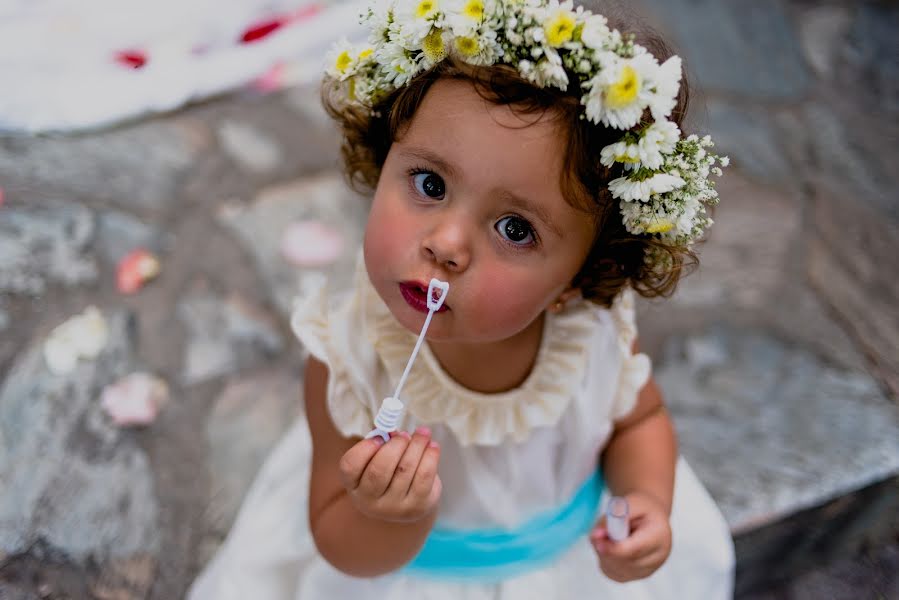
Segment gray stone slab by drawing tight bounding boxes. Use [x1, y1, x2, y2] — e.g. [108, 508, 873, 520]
[0, 121, 198, 211]
[801, 102, 895, 214]
[0, 310, 160, 563]
[841, 3, 899, 114]
[661, 173, 802, 312]
[640, 0, 810, 98]
[0, 582, 39, 600]
[797, 4, 852, 78]
[703, 101, 794, 184]
[217, 120, 283, 174]
[96, 211, 175, 264]
[177, 289, 285, 385]
[201, 367, 302, 563]
[217, 174, 369, 319]
[808, 200, 899, 397]
[656, 325, 899, 533]
[0, 200, 97, 295]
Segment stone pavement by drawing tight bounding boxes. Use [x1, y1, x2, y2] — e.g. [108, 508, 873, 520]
[1, 1, 897, 598]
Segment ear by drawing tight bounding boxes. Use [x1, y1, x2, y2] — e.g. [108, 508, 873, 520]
[558, 287, 582, 304]
[548, 287, 583, 313]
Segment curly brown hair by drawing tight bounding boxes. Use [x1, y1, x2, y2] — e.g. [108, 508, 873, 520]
[321, 3, 696, 308]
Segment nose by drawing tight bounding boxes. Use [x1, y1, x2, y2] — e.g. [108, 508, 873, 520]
[421, 217, 471, 272]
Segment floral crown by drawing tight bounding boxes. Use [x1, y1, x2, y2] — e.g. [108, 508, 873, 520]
[326, 0, 728, 246]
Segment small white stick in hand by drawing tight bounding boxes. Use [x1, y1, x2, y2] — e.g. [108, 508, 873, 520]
[606, 496, 630, 542]
[366, 279, 449, 442]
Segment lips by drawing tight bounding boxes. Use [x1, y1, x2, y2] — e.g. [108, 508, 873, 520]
[399, 281, 449, 314]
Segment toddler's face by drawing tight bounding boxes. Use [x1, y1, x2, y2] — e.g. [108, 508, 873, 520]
[363, 79, 595, 345]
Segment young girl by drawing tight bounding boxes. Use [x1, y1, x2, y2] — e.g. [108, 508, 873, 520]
[190, 0, 734, 597]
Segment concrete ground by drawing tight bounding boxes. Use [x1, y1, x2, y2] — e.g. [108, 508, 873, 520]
[1, 1, 897, 598]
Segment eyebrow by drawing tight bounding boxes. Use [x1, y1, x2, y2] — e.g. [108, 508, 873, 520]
[396, 147, 458, 180]
[397, 146, 562, 237]
[499, 191, 563, 237]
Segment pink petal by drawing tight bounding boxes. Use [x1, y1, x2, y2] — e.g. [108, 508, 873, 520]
[101, 373, 169, 427]
[280, 221, 345, 267]
[117, 249, 161, 294]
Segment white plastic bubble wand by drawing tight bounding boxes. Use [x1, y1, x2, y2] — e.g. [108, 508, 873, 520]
[366, 278, 449, 442]
[606, 496, 630, 542]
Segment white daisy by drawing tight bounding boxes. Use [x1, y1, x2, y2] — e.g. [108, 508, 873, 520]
[396, 0, 442, 47]
[580, 13, 610, 50]
[543, 6, 577, 48]
[609, 172, 685, 202]
[376, 42, 417, 86]
[636, 119, 680, 169]
[645, 55, 682, 120]
[584, 51, 657, 129]
[446, 0, 488, 36]
[600, 140, 641, 169]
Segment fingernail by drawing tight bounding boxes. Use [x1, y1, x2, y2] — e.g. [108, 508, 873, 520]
[428, 440, 439, 449]
[372, 436, 385, 446]
[415, 426, 431, 437]
[398, 431, 412, 439]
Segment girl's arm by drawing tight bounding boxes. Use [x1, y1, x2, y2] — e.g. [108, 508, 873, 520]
[601, 371, 677, 513]
[304, 356, 439, 577]
[592, 340, 676, 581]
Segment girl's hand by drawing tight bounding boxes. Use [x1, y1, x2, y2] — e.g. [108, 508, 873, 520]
[338, 427, 442, 523]
[589, 492, 672, 582]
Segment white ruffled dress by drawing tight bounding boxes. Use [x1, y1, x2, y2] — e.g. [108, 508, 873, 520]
[189, 263, 735, 600]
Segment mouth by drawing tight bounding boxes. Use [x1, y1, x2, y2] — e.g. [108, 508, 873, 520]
[399, 281, 450, 314]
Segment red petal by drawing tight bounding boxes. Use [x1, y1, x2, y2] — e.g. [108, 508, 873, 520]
[115, 50, 148, 69]
[240, 18, 287, 43]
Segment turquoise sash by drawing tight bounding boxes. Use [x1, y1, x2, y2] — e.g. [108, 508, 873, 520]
[404, 469, 604, 582]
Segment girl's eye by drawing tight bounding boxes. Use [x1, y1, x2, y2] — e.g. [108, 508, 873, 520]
[495, 216, 536, 246]
[412, 172, 446, 199]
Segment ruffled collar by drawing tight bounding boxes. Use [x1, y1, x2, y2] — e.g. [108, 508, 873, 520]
[357, 262, 597, 446]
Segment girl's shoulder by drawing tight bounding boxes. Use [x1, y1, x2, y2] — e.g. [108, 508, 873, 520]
[290, 265, 384, 438]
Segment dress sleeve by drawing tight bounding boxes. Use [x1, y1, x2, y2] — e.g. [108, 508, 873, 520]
[609, 288, 652, 420]
[291, 282, 376, 439]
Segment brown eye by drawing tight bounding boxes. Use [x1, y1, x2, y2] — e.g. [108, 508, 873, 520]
[413, 172, 445, 199]
[496, 216, 535, 245]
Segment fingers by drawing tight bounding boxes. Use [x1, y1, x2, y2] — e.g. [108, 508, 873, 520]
[356, 431, 412, 497]
[337, 435, 387, 491]
[408, 438, 441, 504]
[591, 492, 672, 582]
[386, 427, 433, 497]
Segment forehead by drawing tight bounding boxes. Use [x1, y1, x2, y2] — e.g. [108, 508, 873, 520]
[396, 79, 568, 195]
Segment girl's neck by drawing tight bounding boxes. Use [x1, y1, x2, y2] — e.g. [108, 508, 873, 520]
[427, 312, 545, 394]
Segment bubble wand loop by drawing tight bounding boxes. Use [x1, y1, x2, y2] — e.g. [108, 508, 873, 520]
[366, 279, 449, 442]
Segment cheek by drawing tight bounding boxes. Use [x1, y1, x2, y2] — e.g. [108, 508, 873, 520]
[465, 268, 563, 334]
[364, 191, 416, 267]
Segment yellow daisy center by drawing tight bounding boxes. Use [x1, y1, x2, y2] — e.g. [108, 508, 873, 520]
[545, 11, 576, 47]
[416, 0, 438, 19]
[423, 30, 448, 62]
[358, 48, 373, 60]
[335, 50, 352, 73]
[616, 153, 641, 164]
[463, 0, 484, 20]
[454, 36, 480, 57]
[606, 65, 641, 109]
[645, 220, 674, 234]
